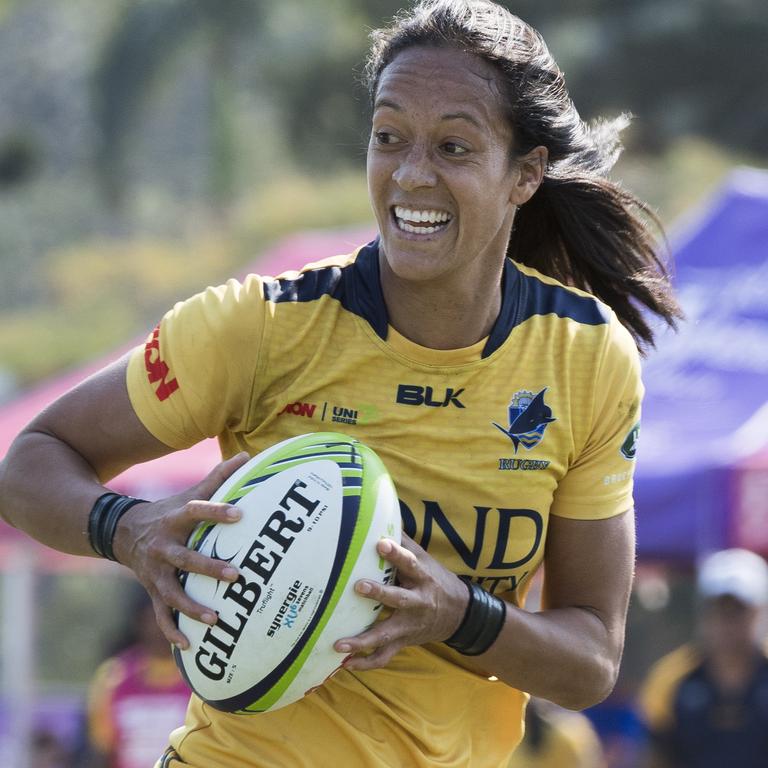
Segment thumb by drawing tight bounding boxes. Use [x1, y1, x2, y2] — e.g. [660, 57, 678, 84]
[194, 451, 251, 500]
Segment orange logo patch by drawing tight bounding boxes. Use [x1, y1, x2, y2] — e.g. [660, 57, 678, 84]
[144, 325, 179, 402]
[278, 402, 317, 418]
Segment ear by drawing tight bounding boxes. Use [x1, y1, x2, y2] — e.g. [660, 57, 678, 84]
[509, 146, 548, 205]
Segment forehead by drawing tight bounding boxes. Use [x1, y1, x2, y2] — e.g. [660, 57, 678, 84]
[375, 46, 508, 132]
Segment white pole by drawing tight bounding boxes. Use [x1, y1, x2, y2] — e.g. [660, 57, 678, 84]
[1, 542, 35, 768]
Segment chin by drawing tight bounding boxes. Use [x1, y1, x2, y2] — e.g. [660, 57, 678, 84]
[380, 242, 450, 284]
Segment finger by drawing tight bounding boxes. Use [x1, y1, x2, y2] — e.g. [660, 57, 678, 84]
[343, 642, 401, 672]
[154, 571, 219, 629]
[398, 532, 423, 554]
[194, 452, 251, 499]
[376, 538, 421, 578]
[335, 618, 402, 655]
[151, 595, 191, 649]
[166, 545, 240, 583]
[179, 500, 241, 526]
[354, 578, 413, 610]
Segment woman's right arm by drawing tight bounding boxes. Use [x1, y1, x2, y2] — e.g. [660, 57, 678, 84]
[0, 354, 247, 646]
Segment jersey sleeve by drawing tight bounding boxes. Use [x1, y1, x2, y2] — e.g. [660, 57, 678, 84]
[550, 318, 644, 520]
[126, 275, 269, 449]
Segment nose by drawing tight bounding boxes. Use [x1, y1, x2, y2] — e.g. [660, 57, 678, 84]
[392, 145, 437, 191]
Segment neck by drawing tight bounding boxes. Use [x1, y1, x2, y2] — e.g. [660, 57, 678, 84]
[379, 253, 504, 350]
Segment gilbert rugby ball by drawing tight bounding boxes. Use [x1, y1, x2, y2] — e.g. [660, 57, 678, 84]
[174, 432, 401, 714]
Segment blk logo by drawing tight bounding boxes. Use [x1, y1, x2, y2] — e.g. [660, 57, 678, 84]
[396, 385, 465, 408]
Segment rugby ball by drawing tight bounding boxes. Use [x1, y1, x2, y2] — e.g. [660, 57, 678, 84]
[174, 432, 401, 714]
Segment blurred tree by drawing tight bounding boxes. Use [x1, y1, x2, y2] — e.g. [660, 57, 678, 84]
[0, 133, 38, 189]
[91, 0, 768, 206]
[505, 0, 768, 156]
[94, 0, 262, 213]
[0, 0, 765, 386]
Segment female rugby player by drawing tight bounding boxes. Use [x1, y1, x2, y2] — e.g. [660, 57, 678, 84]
[0, 1, 680, 765]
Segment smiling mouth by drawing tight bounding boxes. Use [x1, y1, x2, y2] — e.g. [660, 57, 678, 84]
[392, 205, 453, 235]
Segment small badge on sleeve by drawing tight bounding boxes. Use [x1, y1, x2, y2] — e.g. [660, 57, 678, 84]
[620, 422, 640, 460]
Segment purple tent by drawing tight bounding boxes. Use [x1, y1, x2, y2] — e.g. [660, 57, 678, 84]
[635, 168, 768, 560]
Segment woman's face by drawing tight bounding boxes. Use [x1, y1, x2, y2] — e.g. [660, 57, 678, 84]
[367, 45, 540, 287]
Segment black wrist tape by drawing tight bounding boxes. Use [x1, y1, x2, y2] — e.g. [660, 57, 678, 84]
[87, 492, 146, 563]
[444, 576, 507, 656]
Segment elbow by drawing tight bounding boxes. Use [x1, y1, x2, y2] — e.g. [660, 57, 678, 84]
[553, 653, 620, 712]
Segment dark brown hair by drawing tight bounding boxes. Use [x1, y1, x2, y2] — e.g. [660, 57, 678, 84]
[365, 0, 682, 350]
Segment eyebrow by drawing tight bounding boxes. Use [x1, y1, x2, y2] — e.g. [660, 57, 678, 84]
[373, 98, 484, 130]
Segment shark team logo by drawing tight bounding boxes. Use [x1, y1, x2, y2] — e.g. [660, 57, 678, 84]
[493, 388, 556, 452]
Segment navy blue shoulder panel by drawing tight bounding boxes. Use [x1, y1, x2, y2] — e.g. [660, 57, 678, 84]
[482, 260, 610, 358]
[261, 239, 389, 339]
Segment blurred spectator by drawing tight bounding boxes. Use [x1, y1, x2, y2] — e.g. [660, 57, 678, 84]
[638, 548, 768, 768]
[586, 678, 648, 768]
[85, 585, 191, 768]
[507, 697, 606, 768]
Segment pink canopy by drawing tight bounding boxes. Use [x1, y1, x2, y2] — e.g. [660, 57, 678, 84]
[731, 423, 768, 554]
[0, 226, 374, 566]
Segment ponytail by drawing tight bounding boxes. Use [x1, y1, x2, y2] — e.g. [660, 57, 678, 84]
[509, 173, 681, 351]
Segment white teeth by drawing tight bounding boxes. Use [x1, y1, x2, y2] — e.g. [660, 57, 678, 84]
[394, 206, 452, 226]
[399, 221, 440, 234]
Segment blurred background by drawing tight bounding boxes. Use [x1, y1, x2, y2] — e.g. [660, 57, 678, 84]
[0, 0, 766, 766]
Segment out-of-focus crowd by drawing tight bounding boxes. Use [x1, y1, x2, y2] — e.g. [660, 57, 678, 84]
[20, 548, 768, 768]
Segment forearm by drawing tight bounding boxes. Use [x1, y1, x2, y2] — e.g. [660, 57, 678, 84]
[463, 602, 622, 710]
[0, 357, 174, 557]
[338, 526, 630, 710]
[0, 429, 107, 556]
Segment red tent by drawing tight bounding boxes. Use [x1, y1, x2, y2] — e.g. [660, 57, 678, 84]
[0, 226, 374, 565]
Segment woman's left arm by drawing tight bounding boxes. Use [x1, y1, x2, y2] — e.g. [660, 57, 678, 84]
[337, 509, 634, 711]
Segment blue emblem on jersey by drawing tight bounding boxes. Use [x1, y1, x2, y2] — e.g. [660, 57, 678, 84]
[493, 388, 556, 452]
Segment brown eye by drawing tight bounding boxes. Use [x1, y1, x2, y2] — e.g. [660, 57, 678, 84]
[442, 142, 468, 156]
[375, 131, 401, 145]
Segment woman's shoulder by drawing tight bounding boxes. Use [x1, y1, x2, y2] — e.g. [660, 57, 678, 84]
[506, 259, 635, 354]
[508, 259, 614, 327]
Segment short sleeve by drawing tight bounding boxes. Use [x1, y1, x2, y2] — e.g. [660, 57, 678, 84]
[126, 275, 268, 449]
[550, 319, 644, 520]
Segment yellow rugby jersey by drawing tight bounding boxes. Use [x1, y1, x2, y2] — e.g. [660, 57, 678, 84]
[128, 239, 642, 768]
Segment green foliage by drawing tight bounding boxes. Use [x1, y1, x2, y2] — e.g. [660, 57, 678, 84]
[233, 170, 372, 250]
[0, 170, 372, 385]
[0, 0, 764, 391]
[93, 0, 263, 207]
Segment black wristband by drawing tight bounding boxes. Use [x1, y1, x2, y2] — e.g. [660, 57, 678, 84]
[87, 492, 147, 563]
[444, 576, 507, 656]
